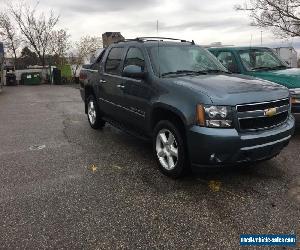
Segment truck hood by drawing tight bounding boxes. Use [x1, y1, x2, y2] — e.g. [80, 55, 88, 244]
[247, 68, 300, 89]
[174, 74, 289, 105]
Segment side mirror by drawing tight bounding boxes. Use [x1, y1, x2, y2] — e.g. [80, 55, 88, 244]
[122, 65, 145, 79]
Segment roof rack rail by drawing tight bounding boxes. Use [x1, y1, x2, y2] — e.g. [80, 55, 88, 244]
[114, 37, 195, 45]
[113, 38, 142, 44]
[137, 37, 195, 44]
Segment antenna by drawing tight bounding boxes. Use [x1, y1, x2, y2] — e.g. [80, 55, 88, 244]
[157, 20, 161, 77]
[250, 34, 253, 47]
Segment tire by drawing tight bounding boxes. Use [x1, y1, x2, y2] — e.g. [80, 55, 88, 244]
[153, 120, 188, 178]
[87, 95, 106, 129]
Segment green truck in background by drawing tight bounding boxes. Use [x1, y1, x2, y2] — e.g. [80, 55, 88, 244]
[209, 47, 300, 114]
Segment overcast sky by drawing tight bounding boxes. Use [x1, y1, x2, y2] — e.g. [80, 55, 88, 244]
[2, 0, 298, 47]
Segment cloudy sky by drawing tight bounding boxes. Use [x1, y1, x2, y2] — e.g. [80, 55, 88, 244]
[2, 0, 298, 47]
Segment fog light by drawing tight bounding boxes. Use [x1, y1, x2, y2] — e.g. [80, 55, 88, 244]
[206, 120, 232, 128]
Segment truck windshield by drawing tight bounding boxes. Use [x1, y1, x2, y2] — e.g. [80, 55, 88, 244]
[148, 45, 228, 77]
[239, 49, 288, 71]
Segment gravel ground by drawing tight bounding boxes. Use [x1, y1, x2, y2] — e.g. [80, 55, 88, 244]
[0, 85, 299, 249]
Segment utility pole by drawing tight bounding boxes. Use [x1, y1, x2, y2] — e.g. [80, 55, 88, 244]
[261, 31, 263, 45]
[0, 42, 4, 91]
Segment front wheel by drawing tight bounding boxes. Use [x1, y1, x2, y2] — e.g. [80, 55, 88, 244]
[153, 120, 188, 178]
[87, 95, 106, 129]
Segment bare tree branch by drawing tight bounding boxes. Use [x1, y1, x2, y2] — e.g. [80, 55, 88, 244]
[8, 1, 59, 66]
[48, 29, 71, 65]
[236, 0, 300, 38]
[69, 36, 103, 78]
[0, 12, 21, 64]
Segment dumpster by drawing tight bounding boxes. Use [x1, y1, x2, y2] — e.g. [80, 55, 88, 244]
[21, 72, 41, 85]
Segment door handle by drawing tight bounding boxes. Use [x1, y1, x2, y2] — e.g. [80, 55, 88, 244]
[99, 79, 106, 84]
[117, 84, 125, 89]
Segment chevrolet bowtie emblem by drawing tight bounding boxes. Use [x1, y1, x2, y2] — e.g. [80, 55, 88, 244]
[264, 107, 277, 117]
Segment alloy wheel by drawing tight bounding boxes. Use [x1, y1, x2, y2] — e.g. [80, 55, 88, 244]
[88, 100, 96, 125]
[155, 129, 179, 170]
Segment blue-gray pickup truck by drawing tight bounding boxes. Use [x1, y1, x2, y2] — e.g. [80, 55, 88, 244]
[80, 37, 295, 178]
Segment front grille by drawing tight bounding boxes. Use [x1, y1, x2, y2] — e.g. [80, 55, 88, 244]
[237, 99, 289, 112]
[237, 98, 289, 131]
[239, 111, 288, 130]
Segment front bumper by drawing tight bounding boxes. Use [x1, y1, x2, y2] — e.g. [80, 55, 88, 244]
[187, 115, 295, 167]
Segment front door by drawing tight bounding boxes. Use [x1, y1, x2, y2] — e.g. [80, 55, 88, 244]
[117, 47, 152, 131]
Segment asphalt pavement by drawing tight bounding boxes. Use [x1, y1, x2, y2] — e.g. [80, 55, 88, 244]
[0, 85, 299, 249]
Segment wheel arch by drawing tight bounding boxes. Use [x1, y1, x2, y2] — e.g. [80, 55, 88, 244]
[150, 104, 188, 135]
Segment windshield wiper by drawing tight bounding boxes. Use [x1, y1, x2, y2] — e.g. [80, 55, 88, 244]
[251, 66, 274, 70]
[270, 65, 289, 70]
[161, 70, 207, 77]
[200, 69, 231, 74]
[252, 65, 289, 71]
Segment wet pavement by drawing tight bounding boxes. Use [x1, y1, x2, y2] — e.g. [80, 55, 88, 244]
[0, 85, 299, 249]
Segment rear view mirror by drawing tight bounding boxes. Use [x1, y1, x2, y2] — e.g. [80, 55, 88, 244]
[122, 65, 145, 79]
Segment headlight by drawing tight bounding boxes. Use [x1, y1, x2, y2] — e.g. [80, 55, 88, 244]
[196, 105, 233, 128]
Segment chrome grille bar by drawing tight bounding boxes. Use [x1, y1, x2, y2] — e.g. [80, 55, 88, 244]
[238, 104, 289, 119]
[236, 98, 290, 131]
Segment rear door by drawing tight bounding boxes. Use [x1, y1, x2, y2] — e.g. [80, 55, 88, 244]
[87, 51, 105, 94]
[98, 47, 126, 121]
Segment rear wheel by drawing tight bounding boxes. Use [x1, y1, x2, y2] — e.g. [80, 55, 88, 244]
[87, 95, 105, 129]
[153, 120, 188, 178]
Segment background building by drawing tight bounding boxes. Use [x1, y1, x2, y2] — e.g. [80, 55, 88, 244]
[274, 47, 298, 68]
[102, 32, 124, 48]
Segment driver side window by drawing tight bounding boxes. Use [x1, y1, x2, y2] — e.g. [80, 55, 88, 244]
[124, 48, 145, 71]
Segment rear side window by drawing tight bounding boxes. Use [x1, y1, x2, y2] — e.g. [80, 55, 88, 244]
[124, 48, 145, 71]
[91, 50, 106, 70]
[105, 48, 124, 75]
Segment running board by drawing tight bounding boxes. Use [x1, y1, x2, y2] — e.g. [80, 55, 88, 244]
[103, 117, 150, 142]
